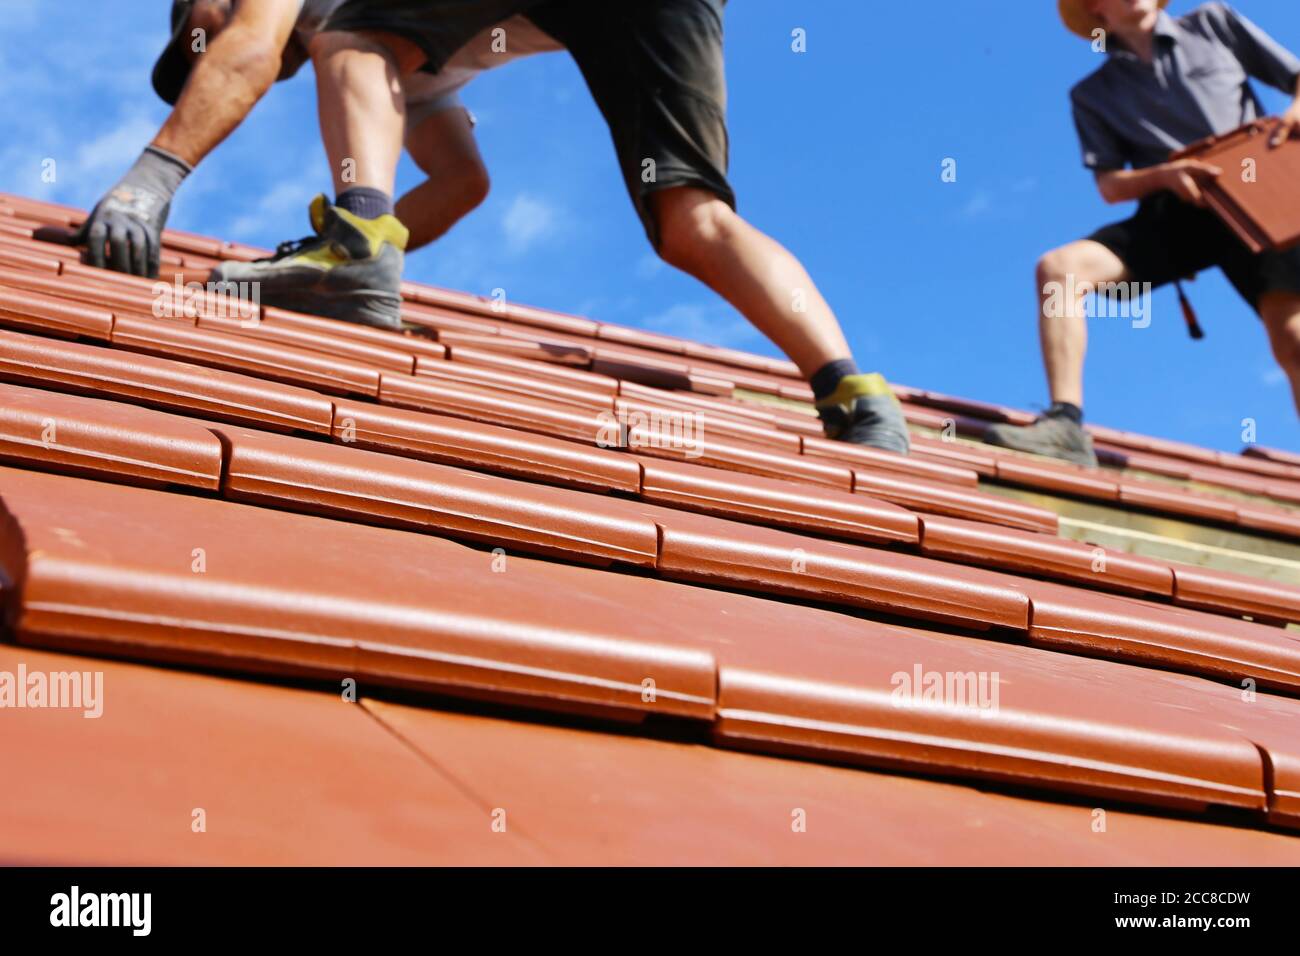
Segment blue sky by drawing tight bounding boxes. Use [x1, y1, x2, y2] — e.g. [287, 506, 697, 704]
[2, 0, 1298, 452]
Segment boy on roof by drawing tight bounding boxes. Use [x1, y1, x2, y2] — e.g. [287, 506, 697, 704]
[983, 0, 1300, 467]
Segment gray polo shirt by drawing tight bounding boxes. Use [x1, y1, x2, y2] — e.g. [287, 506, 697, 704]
[1071, 3, 1300, 172]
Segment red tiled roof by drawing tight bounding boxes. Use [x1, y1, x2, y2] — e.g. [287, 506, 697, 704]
[1, 191, 1299, 864]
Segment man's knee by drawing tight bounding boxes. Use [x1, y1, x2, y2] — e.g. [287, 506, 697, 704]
[450, 159, 490, 211]
[652, 187, 738, 269]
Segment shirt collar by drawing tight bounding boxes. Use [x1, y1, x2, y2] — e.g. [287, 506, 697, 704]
[1109, 10, 1180, 61]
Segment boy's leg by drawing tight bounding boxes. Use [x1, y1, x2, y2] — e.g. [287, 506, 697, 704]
[1258, 292, 1300, 415]
[983, 239, 1128, 467]
[399, 103, 491, 252]
[1036, 239, 1129, 409]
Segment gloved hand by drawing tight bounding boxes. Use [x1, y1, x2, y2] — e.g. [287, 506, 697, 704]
[76, 145, 192, 277]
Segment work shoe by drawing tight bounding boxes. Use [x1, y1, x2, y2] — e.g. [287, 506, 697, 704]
[816, 373, 911, 455]
[209, 194, 408, 330]
[983, 413, 1098, 468]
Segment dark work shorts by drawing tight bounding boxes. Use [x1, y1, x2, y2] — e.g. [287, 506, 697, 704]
[1087, 192, 1300, 312]
[324, 0, 735, 248]
[324, 0, 545, 74]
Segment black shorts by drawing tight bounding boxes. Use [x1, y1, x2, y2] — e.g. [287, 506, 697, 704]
[1087, 192, 1300, 312]
[323, 0, 734, 248]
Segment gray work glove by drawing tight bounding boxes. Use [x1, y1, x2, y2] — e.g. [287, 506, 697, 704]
[77, 145, 192, 277]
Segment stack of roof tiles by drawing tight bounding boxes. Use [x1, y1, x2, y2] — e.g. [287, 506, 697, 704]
[2, 191, 1299, 865]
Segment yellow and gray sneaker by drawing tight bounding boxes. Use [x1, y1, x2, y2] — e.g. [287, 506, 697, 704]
[210, 194, 409, 330]
[816, 373, 911, 454]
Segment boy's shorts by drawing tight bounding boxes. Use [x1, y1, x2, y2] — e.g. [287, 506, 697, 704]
[1087, 192, 1300, 311]
[324, 0, 735, 247]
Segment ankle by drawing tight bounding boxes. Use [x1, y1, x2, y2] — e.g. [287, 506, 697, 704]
[810, 359, 859, 402]
[1045, 401, 1084, 425]
[336, 187, 394, 220]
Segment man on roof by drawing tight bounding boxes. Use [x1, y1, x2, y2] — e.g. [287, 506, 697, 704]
[983, 0, 1300, 467]
[80, 1, 556, 284]
[77, 0, 912, 454]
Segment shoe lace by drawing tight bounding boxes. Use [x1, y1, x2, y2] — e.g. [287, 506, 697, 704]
[262, 234, 324, 262]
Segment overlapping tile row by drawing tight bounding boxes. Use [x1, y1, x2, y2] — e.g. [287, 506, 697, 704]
[4, 191, 1300, 846]
[10, 642, 1298, 864]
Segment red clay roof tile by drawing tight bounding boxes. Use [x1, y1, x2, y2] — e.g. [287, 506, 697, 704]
[449, 344, 618, 394]
[1172, 564, 1300, 624]
[0, 381, 223, 489]
[853, 467, 1059, 533]
[263, 305, 447, 363]
[714, 621, 1265, 815]
[197, 313, 417, 374]
[111, 316, 383, 396]
[414, 353, 611, 410]
[8, 190, 1300, 857]
[213, 422, 662, 568]
[637, 502, 1031, 630]
[635, 453, 919, 545]
[0, 282, 113, 339]
[0, 329, 334, 434]
[362, 694, 1300, 863]
[379, 371, 607, 443]
[803, 434, 980, 487]
[1023, 581, 1300, 693]
[439, 329, 593, 366]
[919, 514, 1173, 597]
[631, 428, 853, 490]
[331, 399, 641, 493]
[616, 395, 801, 453]
[0, 466, 717, 720]
[0, 644, 541, 865]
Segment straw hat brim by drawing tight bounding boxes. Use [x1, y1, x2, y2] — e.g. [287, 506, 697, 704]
[1059, 0, 1170, 39]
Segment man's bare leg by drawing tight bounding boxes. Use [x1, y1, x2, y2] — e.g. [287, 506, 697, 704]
[310, 30, 425, 195]
[208, 29, 423, 329]
[1259, 291, 1300, 415]
[649, 187, 850, 378]
[399, 108, 491, 252]
[647, 186, 908, 452]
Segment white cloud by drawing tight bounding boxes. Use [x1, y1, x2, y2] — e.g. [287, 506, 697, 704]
[960, 190, 994, 219]
[642, 302, 764, 349]
[228, 177, 322, 240]
[501, 193, 558, 254]
[72, 116, 163, 181]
